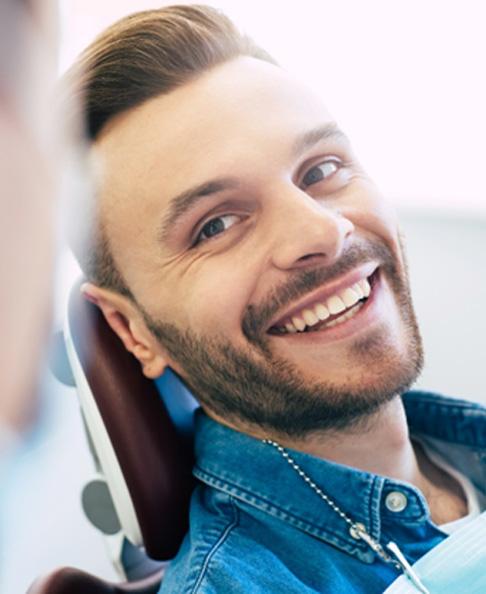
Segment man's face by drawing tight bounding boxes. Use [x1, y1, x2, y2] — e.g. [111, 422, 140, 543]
[94, 56, 423, 438]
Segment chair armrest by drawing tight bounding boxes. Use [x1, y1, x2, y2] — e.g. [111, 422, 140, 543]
[27, 567, 164, 594]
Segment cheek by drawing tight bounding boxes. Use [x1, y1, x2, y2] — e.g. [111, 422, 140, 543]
[344, 187, 402, 259]
[177, 264, 254, 335]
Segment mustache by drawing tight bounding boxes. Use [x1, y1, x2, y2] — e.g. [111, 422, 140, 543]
[242, 240, 398, 346]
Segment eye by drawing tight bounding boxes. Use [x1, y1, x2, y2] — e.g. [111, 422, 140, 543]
[302, 159, 340, 188]
[195, 214, 240, 244]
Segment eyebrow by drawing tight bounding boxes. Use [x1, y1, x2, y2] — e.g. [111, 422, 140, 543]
[157, 177, 240, 243]
[157, 122, 348, 244]
[291, 122, 348, 160]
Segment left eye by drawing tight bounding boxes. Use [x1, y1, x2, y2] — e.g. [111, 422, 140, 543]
[196, 214, 240, 243]
[302, 159, 340, 187]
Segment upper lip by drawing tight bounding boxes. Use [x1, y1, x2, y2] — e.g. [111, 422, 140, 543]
[267, 261, 379, 331]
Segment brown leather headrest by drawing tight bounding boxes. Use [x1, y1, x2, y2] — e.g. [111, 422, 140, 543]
[68, 280, 194, 560]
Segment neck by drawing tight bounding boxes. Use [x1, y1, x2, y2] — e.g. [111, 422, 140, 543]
[209, 396, 421, 485]
[207, 397, 469, 524]
[290, 397, 469, 523]
[278, 396, 422, 485]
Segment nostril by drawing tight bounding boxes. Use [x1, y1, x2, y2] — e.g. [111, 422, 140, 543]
[290, 252, 330, 270]
[297, 252, 326, 263]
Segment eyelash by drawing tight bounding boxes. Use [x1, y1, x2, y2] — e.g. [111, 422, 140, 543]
[194, 214, 241, 245]
[192, 157, 344, 246]
[301, 157, 343, 188]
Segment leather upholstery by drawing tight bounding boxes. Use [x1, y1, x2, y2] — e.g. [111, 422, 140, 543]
[27, 567, 164, 594]
[67, 281, 194, 560]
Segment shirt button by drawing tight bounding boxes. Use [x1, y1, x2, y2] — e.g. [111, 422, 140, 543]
[385, 491, 408, 512]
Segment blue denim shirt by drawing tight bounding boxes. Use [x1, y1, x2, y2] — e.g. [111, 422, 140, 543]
[159, 391, 486, 593]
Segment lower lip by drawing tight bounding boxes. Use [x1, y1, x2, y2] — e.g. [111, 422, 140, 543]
[271, 270, 384, 344]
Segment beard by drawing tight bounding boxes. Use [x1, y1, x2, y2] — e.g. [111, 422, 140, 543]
[141, 238, 424, 439]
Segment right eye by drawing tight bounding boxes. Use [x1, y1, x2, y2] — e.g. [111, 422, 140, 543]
[195, 214, 240, 244]
[301, 158, 341, 188]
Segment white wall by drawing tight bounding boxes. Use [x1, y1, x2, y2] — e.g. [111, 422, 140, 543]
[401, 211, 486, 403]
[58, 0, 486, 217]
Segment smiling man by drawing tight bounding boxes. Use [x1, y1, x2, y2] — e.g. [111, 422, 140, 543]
[67, 5, 486, 593]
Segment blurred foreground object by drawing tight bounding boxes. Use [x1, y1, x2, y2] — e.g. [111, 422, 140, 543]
[0, 0, 58, 447]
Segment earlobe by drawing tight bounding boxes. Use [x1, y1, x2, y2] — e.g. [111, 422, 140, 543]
[132, 344, 167, 379]
[140, 357, 167, 379]
[80, 282, 169, 379]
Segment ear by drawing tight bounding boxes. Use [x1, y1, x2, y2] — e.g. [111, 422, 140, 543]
[81, 282, 169, 379]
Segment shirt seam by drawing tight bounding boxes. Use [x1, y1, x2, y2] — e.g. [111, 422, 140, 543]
[194, 466, 372, 558]
[188, 497, 239, 594]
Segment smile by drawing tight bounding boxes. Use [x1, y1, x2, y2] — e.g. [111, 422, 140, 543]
[268, 267, 379, 335]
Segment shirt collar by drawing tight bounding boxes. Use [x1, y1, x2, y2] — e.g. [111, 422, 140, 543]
[193, 391, 486, 563]
[403, 390, 486, 449]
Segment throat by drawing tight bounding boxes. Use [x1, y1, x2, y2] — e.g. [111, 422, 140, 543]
[428, 487, 469, 525]
[413, 441, 469, 525]
[281, 397, 412, 475]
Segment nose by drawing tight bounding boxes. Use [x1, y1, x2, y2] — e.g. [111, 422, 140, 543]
[267, 187, 355, 270]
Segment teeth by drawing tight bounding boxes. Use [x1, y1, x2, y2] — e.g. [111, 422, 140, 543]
[302, 309, 319, 327]
[325, 302, 363, 327]
[315, 303, 330, 321]
[352, 282, 364, 299]
[292, 316, 306, 332]
[340, 287, 360, 308]
[326, 295, 347, 315]
[275, 274, 374, 334]
[359, 278, 371, 297]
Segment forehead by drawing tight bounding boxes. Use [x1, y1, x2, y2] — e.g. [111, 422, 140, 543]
[96, 57, 335, 172]
[93, 56, 336, 270]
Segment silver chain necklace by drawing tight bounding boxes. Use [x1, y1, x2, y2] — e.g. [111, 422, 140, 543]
[263, 439, 430, 594]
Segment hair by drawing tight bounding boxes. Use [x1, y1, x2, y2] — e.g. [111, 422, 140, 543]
[64, 4, 276, 297]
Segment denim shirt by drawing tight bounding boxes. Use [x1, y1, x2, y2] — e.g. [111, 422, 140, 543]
[159, 391, 486, 594]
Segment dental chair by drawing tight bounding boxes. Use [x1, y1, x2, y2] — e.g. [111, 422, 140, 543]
[28, 281, 197, 593]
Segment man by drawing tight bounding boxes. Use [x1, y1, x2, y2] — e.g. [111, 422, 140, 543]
[66, 5, 486, 593]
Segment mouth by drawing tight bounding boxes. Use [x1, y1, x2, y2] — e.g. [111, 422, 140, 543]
[267, 266, 380, 336]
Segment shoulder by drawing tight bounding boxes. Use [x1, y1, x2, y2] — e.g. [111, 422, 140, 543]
[159, 486, 242, 594]
[158, 486, 313, 594]
[403, 389, 486, 450]
[403, 389, 486, 420]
